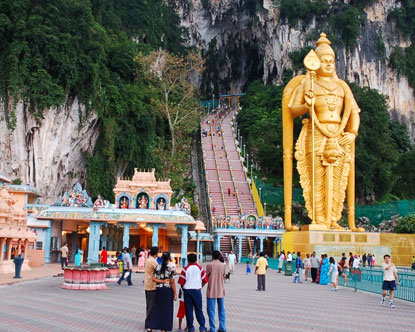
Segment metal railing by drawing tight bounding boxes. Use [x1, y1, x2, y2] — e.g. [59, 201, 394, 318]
[240, 258, 415, 303]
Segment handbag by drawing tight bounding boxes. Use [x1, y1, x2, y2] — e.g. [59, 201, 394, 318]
[124, 271, 130, 278]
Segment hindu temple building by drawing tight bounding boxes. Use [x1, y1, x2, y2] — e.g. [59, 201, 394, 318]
[0, 175, 37, 273]
[34, 169, 209, 266]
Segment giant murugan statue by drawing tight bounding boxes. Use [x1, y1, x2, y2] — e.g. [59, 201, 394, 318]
[283, 33, 364, 232]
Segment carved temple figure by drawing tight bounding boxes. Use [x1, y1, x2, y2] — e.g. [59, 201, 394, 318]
[283, 33, 364, 232]
[138, 194, 149, 209]
[120, 197, 129, 209]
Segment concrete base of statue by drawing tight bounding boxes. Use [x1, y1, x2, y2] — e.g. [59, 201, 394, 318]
[282, 230, 415, 266]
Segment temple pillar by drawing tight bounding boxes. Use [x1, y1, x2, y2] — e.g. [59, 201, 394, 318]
[87, 222, 104, 263]
[214, 235, 223, 251]
[176, 225, 188, 267]
[237, 236, 245, 263]
[107, 226, 113, 251]
[152, 224, 160, 247]
[23, 239, 28, 259]
[101, 225, 107, 249]
[200, 242, 204, 263]
[273, 239, 278, 259]
[0, 238, 5, 261]
[44, 220, 53, 263]
[118, 229, 123, 251]
[122, 223, 131, 249]
[71, 232, 78, 262]
[17, 239, 22, 256]
[6, 238, 12, 260]
[257, 236, 266, 253]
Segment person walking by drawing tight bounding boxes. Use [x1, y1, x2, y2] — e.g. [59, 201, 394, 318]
[117, 248, 132, 286]
[362, 253, 367, 267]
[138, 249, 146, 269]
[328, 257, 339, 291]
[255, 252, 268, 291]
[278, 251, 285, 273]
[59, 242, 69, 269]
[228, 251, 236, 274]
[206, 250, 227, 332]
[381, 254, 400, 308]
[131, 246, 137, 265]
[148, 252, 177, 332]
[100, 246, 108, 264]
[144, 246, 159, 332]
[293, 252, 303, 283]
[303, 253, 311, 281]
[310, 252, 319, 283]
[178, 253, 208, 332]
[338, 256, 348, 286]
[348, 252, 354, 276]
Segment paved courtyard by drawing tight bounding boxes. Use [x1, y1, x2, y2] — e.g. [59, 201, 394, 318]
[0, 264, 414, 332]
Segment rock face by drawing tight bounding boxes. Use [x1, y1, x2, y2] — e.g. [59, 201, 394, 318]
[177, 0, 415, 136]
[0, 100, 100, 203]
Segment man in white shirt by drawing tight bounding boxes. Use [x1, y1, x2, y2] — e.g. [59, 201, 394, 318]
[60, 242, 69, 269]
[278, 251, 285, 273]
[381, 254, 400, 308]
[228, 251, 237, 274]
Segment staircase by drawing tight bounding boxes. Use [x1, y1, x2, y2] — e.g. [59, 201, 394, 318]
[201, 107, 257, 219]
[220, 236, 232, 254]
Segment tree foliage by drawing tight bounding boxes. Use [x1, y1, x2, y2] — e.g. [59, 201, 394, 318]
[0, 0, 191, 200]
[139, 50, 204, 157]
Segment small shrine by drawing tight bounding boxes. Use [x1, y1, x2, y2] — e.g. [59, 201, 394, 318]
[53, 183, 93, 207]
[113, 168, 173, 210]
[0, 185, 37, 273]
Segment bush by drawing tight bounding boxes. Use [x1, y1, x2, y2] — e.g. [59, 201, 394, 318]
[395, 214, 415, 233]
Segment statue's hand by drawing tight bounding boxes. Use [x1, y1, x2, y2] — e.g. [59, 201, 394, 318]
[339, 132, 356, 146]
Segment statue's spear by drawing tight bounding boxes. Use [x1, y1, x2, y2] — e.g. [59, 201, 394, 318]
[303, 50, 321, 224]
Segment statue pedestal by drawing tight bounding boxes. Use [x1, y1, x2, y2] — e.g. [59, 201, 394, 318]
[301, 224, 330, 231]
[282, 231, 415, 266]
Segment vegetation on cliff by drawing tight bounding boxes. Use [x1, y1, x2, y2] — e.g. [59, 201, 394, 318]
[0, 0, 199, 201]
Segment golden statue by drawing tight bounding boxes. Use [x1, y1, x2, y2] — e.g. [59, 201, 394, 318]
[283, 33, 364, 232]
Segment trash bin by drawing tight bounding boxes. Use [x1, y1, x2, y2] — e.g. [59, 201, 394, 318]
[285, 261, 293, 276]
[13, 254, 24, 279]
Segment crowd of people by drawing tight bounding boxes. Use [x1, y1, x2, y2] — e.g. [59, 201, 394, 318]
[275, 250, 401, 308]
[144, 247, 226, 332]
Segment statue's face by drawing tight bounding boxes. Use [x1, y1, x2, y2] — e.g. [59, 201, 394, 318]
[318, 54, 335, 77]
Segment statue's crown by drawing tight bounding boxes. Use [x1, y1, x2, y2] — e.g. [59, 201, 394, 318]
[315, 32, 334, 58]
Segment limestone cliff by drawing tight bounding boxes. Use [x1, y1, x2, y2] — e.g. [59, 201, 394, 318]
[177, 0, 415, 135]
[0, 101, 100, 203]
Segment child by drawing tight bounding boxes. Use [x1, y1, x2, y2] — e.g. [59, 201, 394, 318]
[177, 288, 187, 331]
[246, 260, 251, 274]
[381, 254, 400, 308]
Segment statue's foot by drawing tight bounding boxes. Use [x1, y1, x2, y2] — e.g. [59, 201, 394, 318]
[330, 223, 344, 230]
[350, 227, 365, 232]
[286, 225, 299, 231]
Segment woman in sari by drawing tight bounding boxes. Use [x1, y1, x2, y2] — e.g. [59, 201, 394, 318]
[138, 250, 146, 269]
[149, 252, 177, 332]
[319, 254, 329, 285]
[316, 254, 323, 284]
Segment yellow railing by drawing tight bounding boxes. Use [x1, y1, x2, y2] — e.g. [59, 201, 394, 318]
[251, 173, 264, 217]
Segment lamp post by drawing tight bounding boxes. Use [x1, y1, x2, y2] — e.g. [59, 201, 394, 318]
[259, 187, 262, 202]
[246, 153, 249, 168]
[243, 144, 246, 159]
[195, 221, 206, 263]
[264, 203, 267, 216]
[250, 163, 253, 180]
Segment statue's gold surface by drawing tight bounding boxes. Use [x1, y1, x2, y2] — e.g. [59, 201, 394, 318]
[283, 33, 364, 232]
